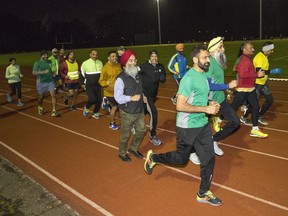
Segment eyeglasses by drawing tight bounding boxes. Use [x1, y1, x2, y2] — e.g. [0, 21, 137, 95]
[128, 59, 137, 63]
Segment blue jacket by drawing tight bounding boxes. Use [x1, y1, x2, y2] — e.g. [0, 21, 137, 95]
[167, 52, 188, 79]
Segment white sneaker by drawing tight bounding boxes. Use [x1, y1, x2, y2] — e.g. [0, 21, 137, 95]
[213, 141, 224, 156]
[189, 153, 200, 165]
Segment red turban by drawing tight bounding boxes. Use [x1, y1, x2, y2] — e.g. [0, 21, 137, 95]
[120, 49, 136, 66]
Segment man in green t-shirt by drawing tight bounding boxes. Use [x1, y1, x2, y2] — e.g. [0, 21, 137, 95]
[204, 37, 239, 156]
[33, 50, 58, 117]
[144, 45, 223, 206]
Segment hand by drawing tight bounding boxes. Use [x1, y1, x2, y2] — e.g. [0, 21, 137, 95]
[207, 101, 220, 114]
[107, 80, 111, 85]
[130, 94, 141, 102]
[228, 80, 237, 89]
[44, 69, 49, 74]
[19, 74, 24, 78]
[143, 95, 148, 104]
[257, 69, 265, 77]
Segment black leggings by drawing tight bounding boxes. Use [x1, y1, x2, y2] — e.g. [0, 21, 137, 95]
[8, 81, 22, 99]
[144, 97, 158, 137]
[153, 124, 215, 194]
[244, 84, 273, 118]
[231, 90, 259, 126]
[85, 84, 101, 113]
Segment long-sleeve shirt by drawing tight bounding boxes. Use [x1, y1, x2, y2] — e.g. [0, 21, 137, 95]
[235, 54, 258, 92]
[139, 60, 166, 99]
[98, 61, 122, 97]
[205, 56, 228, 104]
[5, 64, 21, 84]
[48, 55, 59, 75]
[81, 58, 103, 86]
[114, 77, 132, 104]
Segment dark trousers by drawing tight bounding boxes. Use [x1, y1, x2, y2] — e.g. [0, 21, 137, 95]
[144, 97, 158, 137]
[153, 124, 215, 194]
[118, 110, 146, 157]
[8, 81, 22, 99]
[231, 90, 259, 126]
[213, 100, 240, 142]
[244, 84, 273, 118]
[85, 84, 101, 113]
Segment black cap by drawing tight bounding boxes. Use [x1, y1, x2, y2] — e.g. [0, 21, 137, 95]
[117, 46, 126, 51]
[149, 49, 158, 57]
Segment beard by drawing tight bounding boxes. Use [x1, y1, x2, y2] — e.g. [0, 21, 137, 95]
[198, 61, 210, 72]
[214, 50, 227, 69]
[125, 65, 138, 77]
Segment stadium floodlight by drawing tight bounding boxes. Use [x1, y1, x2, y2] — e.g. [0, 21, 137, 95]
[260, 0, 262, 40]
[156, 0, 162, 44]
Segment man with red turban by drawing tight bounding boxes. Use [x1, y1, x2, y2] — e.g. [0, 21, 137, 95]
[114, 50, 146, 162]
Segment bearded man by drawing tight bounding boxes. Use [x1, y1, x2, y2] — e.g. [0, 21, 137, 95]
[114, 50, 146, 162]
[144, 45, 223, 206]
[206, 37, 240, 156]
[190, 38, 239, 163]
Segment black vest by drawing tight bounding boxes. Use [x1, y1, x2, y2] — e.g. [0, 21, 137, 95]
[118, 71, 143, 114]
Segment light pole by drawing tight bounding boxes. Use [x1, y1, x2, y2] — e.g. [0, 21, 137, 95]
[156, 0, 162, 44]
[260, 0, 262, 40]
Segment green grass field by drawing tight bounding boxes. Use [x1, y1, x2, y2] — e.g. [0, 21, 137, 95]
[1, 39, 287, 78]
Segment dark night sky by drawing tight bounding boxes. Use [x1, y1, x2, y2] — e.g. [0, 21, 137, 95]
[0, 0, 287, 52]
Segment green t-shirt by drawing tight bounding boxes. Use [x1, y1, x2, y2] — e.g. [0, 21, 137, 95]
[176, 68, 209, 128]
[33, 59, 54, 83]
[204, 56, 225, 104]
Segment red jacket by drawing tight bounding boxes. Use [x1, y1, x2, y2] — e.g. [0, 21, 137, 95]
[236, 54, 258, 88]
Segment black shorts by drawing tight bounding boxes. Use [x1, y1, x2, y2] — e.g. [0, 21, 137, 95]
[65, 83, 80, 90]
[106, 97, 118, 107]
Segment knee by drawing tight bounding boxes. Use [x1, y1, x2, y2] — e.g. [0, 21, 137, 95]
[266, 95, 273, 104]
[200, 153, 215, 167]
[231, 117, 240, 128]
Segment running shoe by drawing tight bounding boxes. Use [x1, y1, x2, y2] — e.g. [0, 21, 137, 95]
[250, 129, 268, 138]
[213, 141, 224, 156]
[196, 191, 223, 206]
[83, 106, 89, 117]
[212, 116, 221, 132]
[107, 104, 112, 113]
[69, 105, 76, 111]
[51, 110, 59, 117]
[189, 153, 200, 165]
[144, 150, 156, 175]
[150, 135, 162, 146]
[101, 97, 108, 110]
[109, 122, 119, 130]
[240, 116, 252, 126]
[171, 96, 177, 105]
[17, 102, 24, 107]
[92, 112, 100, 119]
[258, 116, 268, 126]
[63, 97, 69, 105]
[38, 106, 44, 116]
[7, 94, 12, 103]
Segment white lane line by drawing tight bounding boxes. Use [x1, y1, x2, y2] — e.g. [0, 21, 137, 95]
[1, 106, 288, 212]
[218, 142, 288, 161]
[0, 140, 113, 216]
